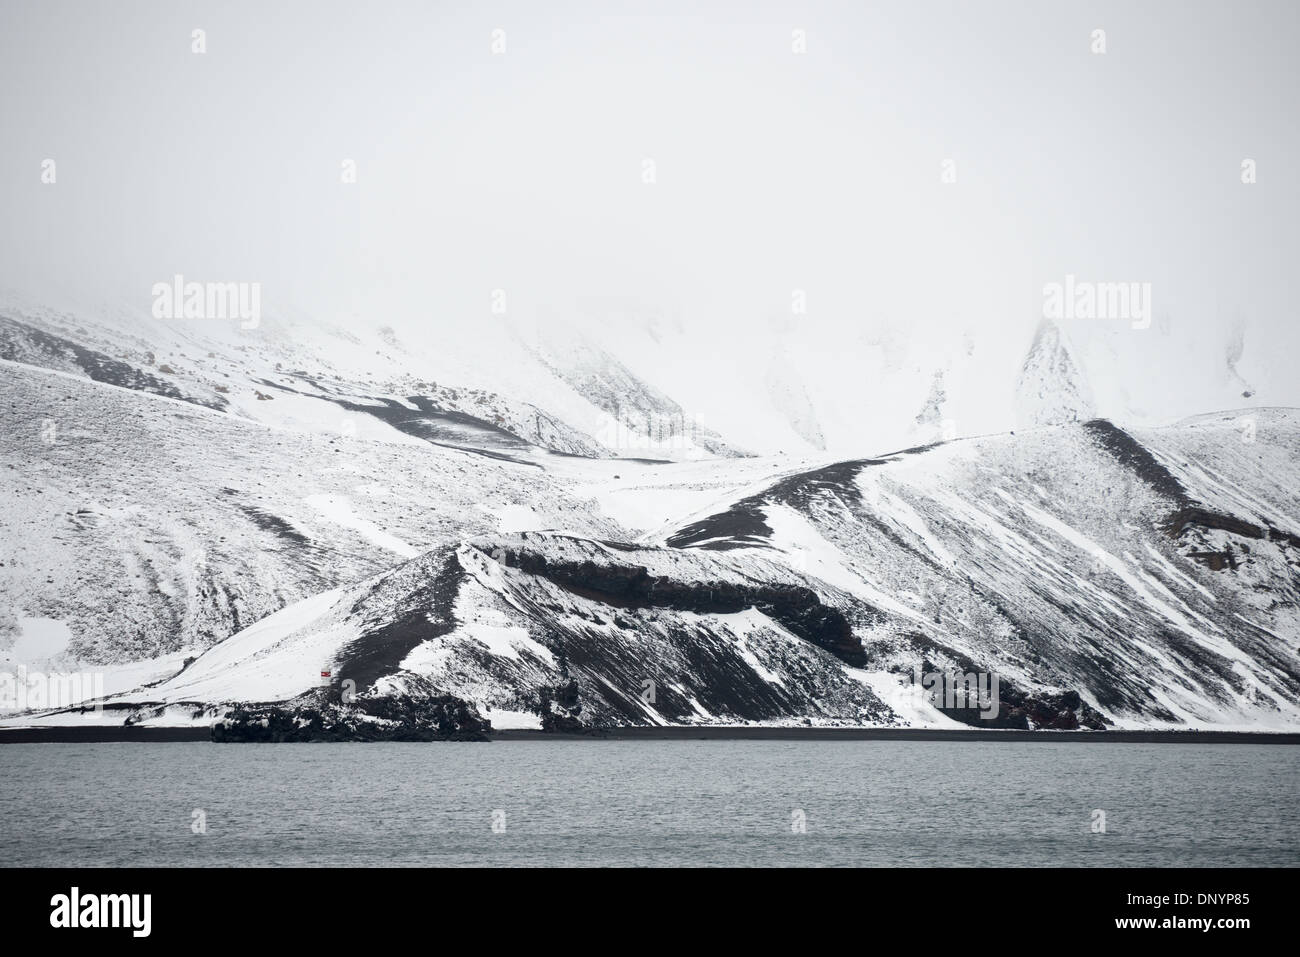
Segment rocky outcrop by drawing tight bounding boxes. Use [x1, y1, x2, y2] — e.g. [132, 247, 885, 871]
[211, 695, 490, 742]
[502, 543, 871, 667]
[1084, 420, 1300, 581]
[0, 315, 228, 411]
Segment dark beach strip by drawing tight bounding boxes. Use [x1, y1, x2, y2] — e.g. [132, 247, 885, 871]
[1, 725, 1297, 744]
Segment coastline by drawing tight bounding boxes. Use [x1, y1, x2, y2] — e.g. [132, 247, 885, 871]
[2, 725, 1299, 744]
[493, 727, 1300, 743]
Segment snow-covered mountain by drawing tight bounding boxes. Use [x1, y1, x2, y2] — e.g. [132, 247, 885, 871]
[1015, 320, 1096, 427]
[3, 300, 1299, 734]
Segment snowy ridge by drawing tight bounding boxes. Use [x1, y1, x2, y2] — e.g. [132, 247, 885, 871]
[3, 298, 1299, 734]
[0, 358, 624, 664]
[9, 412, 1298, 733]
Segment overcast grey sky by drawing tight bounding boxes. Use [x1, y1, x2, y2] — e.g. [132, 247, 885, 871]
[2, 0, 1297, 388]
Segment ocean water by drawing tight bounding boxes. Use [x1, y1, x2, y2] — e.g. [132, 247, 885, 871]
[1, 740, 1296, 867]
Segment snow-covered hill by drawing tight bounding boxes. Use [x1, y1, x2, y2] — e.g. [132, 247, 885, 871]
[7, 403, 1297, 732]
[3, 298, 1299, 734]
[0, 357, 626, 666]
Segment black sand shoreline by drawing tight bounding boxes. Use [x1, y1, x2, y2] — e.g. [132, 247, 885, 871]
[491, 727, 1300, 744]
[1, 725, 1298, 744]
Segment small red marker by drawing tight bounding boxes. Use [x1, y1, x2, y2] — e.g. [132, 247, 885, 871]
[321, 670, 331, 678]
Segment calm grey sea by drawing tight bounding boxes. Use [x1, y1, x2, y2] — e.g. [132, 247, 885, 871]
[1, 740, 1296, 866]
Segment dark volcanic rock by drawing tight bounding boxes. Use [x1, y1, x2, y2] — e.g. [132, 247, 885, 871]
[507, 545, 870, 667]
[538, 678, 585, 733]
[212, 695, 490, 742]
[0, 315, 228, 411]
